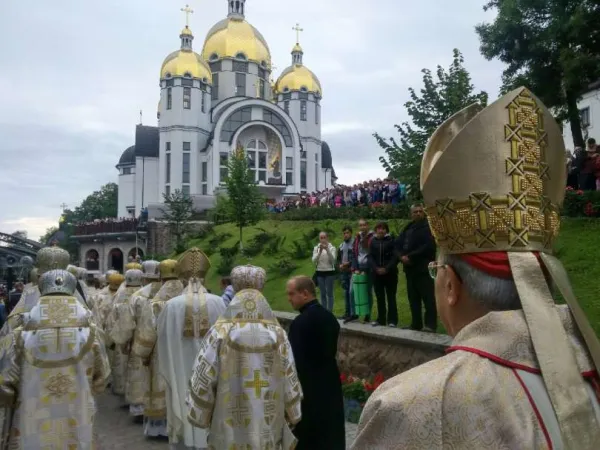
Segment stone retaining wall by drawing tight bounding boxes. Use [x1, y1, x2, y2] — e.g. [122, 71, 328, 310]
[146, 221, 209, 257]
[275, 311, 452, 380]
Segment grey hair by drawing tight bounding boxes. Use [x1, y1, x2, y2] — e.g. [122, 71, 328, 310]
[442, 254, 522, 311]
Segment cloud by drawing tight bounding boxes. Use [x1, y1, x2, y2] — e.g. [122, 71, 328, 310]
[0, 217, 57, 241]
[0, 0, 504, 239]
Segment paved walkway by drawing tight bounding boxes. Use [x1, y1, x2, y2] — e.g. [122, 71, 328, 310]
[96, 393, 358, 448]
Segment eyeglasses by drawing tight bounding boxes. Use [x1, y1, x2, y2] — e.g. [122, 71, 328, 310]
[428, 261, 446, 279]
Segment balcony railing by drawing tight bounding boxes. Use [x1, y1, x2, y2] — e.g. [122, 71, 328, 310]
[73, 219, 139, 236]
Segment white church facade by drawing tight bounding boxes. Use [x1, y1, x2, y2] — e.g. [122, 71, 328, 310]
[117, 0, 336, 219]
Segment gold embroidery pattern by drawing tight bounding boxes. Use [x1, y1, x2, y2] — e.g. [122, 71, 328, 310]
[183, 284, 210, 338]
[225, 393, 252, 428]
[244, 370, 269, 398]
[44, 373, 74, 398]
[426, 89, 560, 253]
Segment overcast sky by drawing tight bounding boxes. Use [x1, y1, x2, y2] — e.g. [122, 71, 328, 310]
[0, 0, 504, 240]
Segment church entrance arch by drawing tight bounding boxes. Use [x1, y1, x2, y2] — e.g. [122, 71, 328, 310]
[108, 248, 124, 273]
[85, 249, 99, 271]
[128, 247, 144, 261]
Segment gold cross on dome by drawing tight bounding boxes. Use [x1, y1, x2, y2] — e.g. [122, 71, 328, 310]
[292, 23, 303, 44]
[244, 370, 269, 398]
[181, 4, 194, 27]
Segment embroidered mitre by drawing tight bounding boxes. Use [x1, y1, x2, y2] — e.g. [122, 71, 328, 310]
[231, 265, 266, 291]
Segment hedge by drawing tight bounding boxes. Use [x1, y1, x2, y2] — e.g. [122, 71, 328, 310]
[265, 190, 600, 222]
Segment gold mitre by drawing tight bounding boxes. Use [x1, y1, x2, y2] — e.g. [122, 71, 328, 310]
[231, 265, 267, 291]
[107, 273, 125, 289]
[125, 262, 143, 271]
[422, 87, 600, 445]
[177, 247, 211, 280]
[36, 245, 71, 275]
[159, 259, 179, 280]
[421, 87, 565, 255]
[66, 265, 79, 276]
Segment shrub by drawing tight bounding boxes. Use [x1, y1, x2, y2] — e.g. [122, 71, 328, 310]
[290, 239, 311, 260]
[268, 259, 298, 277]
[265, 236, 287, 256]
[217, 254, 235, 276]
[563, 189, 600, 218]
[270, 203, 409, 221]
[220, 242, 239, 259]
[208, 232, 232, 249]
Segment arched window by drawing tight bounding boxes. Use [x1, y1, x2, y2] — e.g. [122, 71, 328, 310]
[235, 52, 247, 60]
[210, 53, 219, 61]
[262, 109, 293, 147]
[85, 249, 100, 271]
[245, 139, 268, 183]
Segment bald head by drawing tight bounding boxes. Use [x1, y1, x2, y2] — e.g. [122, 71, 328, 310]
[286, 276, 316, 310]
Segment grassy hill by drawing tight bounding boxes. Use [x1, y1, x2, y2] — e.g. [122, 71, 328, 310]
[183, 218, 600, 336]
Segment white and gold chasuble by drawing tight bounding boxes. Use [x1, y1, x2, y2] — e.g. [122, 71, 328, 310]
[111, 281, 161, 412]
[131, 280, 183, 423]
[156, 282, 225, 449]
[352, 306, 600, 450]
[0, 294, 110, 449]
[2, 284, 89, 337]
[107, 285, 139, 396]
[95, 285, 119, 331]
[187, 289, 303, 450]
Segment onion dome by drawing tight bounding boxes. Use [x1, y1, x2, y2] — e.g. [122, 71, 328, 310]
[202, 0, 271, 67]
[160, 26, 212, 83]
[275, 42, 322, 96]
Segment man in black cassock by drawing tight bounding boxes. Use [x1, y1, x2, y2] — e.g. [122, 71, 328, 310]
[286, 275, 345, 450]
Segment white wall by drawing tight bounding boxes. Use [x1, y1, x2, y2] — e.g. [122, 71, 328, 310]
[134, 157, 159, 216]
[118, 170, 135, 218]
[563, 89, 600, 149]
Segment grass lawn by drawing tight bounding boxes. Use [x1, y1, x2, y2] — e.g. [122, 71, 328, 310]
[183, 218, 600, 336]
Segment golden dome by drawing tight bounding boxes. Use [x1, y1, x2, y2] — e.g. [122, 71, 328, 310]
[292, 43, 303, 53]
[202, 18, 271, 66]
[161, 49, 213, 82]
[181, 26, 193, 36]
[275, 64, 322, 96]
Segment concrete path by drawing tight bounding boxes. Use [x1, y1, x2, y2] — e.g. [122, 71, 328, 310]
[96, 393, 358, 448]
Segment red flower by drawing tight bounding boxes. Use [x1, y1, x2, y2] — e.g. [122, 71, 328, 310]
[566, 186, 574, 191]
[576, 190, 584, 195]
[373, 373, 385, 389]
[340, 373, 347, 384]
[584, 201, 595, 217]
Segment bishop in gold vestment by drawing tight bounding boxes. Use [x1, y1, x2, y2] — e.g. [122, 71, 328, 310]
[2, 245, 88, 336]
[111, 261, 161, 418]
[187, 265, 302, 450]
[156, 248, 226, 449]
[352, 88, 600, 449]
[0, 269, 110, 449]
[132, 259, 183, 437]
[96, 272, 123, 331]
[107, 268, 144, 398]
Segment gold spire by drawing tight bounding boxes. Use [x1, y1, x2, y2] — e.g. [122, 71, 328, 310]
[181, 4, 194, 27]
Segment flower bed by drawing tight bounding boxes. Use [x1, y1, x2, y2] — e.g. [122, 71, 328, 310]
[340, 372, 385, 424]
[563, 188, 600, 218]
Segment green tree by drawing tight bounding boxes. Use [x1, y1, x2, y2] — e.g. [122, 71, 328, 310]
[476, 0, 600, 148]
[223, 145, 265, 249]
[38, 227, 58, 244]
[375, 49, 488, 195]
[161, 189, 195, 254]
[11, 230, 28, 240]
[66, 182, 118, 223]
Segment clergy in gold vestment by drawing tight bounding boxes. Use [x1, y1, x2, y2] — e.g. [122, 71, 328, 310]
[132, 259, 184, 438]
[96, 272, 123, 331]
[111, 260, 161, 418]
[156, 248, 226, 450]
[1, 245, 88, 337]
[107, 268, 144, 398]
[352, 88, 600, 450]
[0, 269, 110, 448]
[187, 265, 303, 450]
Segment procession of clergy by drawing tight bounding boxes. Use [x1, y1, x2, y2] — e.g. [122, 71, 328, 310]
[2, 87, 600, 450]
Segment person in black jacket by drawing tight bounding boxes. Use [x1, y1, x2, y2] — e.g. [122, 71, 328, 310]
[286, 276, 345, 450]
[368, 222, 399, 327]
[396, 204, 437, 331]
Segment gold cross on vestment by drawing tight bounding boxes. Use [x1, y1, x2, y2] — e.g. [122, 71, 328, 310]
[181, 4, 194, 27]
[244, 370, 269, 398]
[292, 23, 303, 43]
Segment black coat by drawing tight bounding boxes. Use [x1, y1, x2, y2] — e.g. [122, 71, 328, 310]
[396, 219, 436, 273]
[288, 300, 345, 450]
[368, 235, 399, 274]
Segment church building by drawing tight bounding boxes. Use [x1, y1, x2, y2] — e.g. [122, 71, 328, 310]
[116, 0, 337, 218]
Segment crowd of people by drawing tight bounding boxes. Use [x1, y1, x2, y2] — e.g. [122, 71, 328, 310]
[267, 178, 407, 212]
[567, 137, 600, 190]
[73, 217, 139, 235]
[311, 206, 437, 331]
[0, 246, 347, 449]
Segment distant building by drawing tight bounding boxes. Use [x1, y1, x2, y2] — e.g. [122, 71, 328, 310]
[116, 0, 337, 221]
[563, 80, 600, 149]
